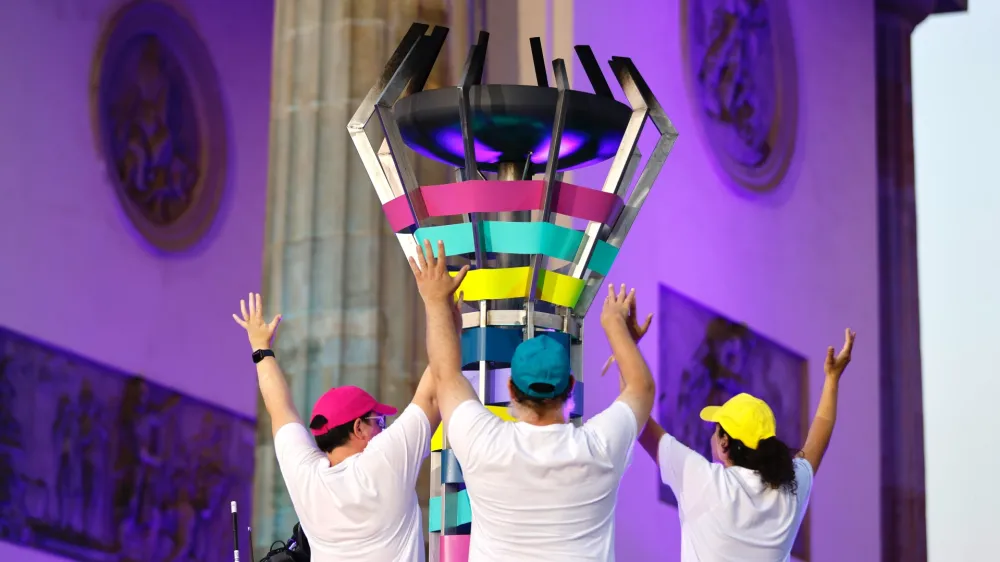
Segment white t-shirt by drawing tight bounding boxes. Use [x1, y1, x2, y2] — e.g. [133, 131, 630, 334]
[657, 432, 814, 562]
[447, 399, 638, 561]
[274, 404, 431, 562]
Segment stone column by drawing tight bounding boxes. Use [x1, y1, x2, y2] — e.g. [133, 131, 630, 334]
[254, 0, 450, 549]
[875, 1, 965, 561]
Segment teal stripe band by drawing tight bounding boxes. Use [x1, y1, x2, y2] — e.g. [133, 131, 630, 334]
[588, 237, 619, 276]
[415, 221, 619, 276]
[428, 489, 472, 532]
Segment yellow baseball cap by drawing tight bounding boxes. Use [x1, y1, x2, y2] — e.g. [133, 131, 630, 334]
[699, 393, 776, 450]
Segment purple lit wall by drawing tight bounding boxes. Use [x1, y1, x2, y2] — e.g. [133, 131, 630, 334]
[0, 0, 272, 558]
[573, 1, 880, 561]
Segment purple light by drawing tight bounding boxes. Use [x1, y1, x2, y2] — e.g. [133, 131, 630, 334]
[436, 129, 505, 163]
[529, 132, 586, 164]
[597, 135, 625, 158]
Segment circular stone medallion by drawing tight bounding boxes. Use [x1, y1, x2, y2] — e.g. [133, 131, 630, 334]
[680, 0, 798, 193]
[91, 1, 227, 252]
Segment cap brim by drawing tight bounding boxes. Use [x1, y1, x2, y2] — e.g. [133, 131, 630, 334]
[373, 402, 398, 416]
[699, 405, 721, 422]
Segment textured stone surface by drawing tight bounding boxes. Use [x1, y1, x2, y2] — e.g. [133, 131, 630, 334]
[875, 1, 967, 560]
[254, 0, 450, 548]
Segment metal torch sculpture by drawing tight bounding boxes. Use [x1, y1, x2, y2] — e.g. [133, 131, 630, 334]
[348, 23, 677, 562]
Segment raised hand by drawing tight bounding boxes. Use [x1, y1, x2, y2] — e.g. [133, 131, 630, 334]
[824, 328, 856, 380]
[600, 284, 652, 376]
[408, 240, 468, 304]
[232, 292, 282, 350]
[626, 290, 653, 343]
[600, 283, 634, 329]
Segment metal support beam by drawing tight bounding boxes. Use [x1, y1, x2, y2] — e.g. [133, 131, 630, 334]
[529, 37, 549, 87]
[574, 45, 613, 99]
[525, 58, 570, 339]
[573, 56, 678, 317]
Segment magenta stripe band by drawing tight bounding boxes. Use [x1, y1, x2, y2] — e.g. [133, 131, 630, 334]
[381, 180, 623, 233]
[440, 534, 471, 561]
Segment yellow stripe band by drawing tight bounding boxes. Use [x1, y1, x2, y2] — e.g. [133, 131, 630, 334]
[431, 405, 515, 452]
[451, 267, 584, 308]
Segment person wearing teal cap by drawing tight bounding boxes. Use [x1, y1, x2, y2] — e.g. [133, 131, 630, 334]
[407, 240, 656, 562]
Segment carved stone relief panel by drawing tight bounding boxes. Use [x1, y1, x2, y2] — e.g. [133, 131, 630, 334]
[681, 0, 799, 193]
[90, 0, 228, 252]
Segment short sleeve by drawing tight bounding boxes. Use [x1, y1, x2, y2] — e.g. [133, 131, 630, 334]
[584, 401, 639, 474]
[446, 399, 504, 472]
[273, 422, 328, 507]
[358, 405, 432, 488]
[657, 432, 715, 510]
[793, 457, 814, 513]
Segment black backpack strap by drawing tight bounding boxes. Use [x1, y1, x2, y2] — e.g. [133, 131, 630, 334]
[292, 523, 311, 555]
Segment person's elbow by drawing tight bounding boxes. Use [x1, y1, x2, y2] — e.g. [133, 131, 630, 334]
[639, 376, 656, 395]
[625, 376, 656, 398]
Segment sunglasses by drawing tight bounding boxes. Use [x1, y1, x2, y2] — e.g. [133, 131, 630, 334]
[363, 415, 386, 430]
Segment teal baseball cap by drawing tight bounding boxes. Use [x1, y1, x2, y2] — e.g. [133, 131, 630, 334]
[510, 335, 572, 399]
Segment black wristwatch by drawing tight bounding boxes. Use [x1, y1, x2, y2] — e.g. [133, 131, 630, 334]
[252, 349, 275, 364]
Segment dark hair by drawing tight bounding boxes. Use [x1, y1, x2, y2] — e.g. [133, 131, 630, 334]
[509, 378, 574, 415]
[309, 411, 373, 453]
[717, 424, 798, 493]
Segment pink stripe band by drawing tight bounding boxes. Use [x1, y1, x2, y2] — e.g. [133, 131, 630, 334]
[440, 534, 471, 562]
[382, 180, 623, 233]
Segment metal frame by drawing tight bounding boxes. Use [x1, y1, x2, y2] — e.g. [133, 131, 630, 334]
[570, 56, 678, 317]
[529, 37, 549, 87]
[574, 45, 613, 99]
[461, 310, 583, 340]
[348, 24, 426, 204]
[524, 58, 570, 338]
[454, 31, 492, 405]
[349, 31, 678, 559]
[347, 23, 450, 262]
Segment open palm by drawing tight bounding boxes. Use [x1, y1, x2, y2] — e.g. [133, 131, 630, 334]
[232, 292, 282, 350]
[601, 288, 653, 376]
[824, 328, 856, 380]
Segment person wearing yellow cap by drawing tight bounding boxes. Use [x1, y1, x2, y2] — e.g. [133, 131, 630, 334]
[632, 325, 856, 561]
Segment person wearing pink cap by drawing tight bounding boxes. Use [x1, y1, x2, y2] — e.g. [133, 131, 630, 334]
[233, 292, 439, 561]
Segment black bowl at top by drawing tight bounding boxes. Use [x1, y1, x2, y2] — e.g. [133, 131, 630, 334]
[393, 84, 632, 174]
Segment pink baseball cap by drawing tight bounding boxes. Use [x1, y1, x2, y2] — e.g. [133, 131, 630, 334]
[309, 386, 398, 436]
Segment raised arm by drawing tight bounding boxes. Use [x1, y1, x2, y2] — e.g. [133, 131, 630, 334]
[799, 328, 856, 475]
[411, 365, 441, 430]
[232, 293, 300, 437]
[408, 240, 474, 429]
[602, 284, 656, 432]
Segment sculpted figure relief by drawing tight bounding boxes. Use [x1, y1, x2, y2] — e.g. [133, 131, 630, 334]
[696, 0, 772, 166]
[92, 1, 226, 252]
[107, 35, 199, 225]
[0, 327, 254, 562]
[684, 0, 797, 191]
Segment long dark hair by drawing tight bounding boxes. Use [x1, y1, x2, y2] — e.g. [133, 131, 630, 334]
[717, 424, 798, 493]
